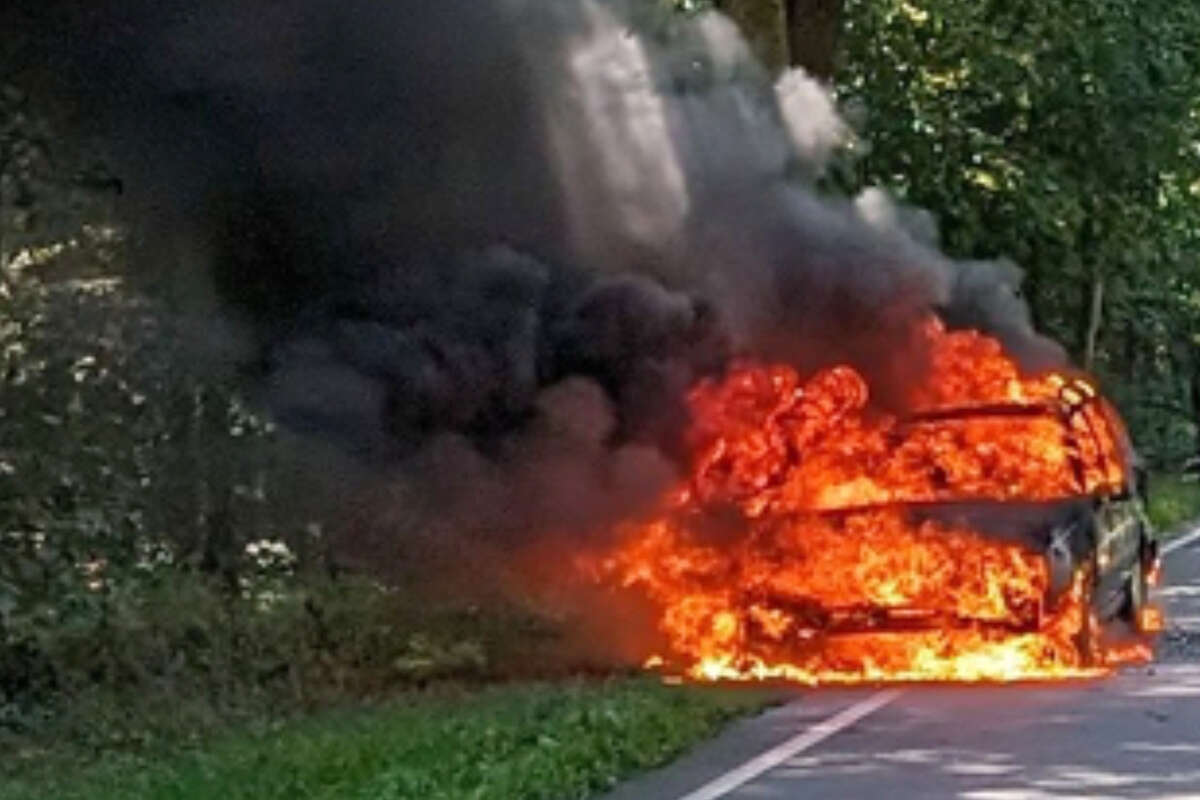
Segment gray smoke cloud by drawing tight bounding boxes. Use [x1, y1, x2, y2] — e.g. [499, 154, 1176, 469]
[6, 0, 1065, 539]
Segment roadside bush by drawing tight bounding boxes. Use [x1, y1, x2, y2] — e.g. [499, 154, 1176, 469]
[2, 556, 568, 761]
[0, 270, 572, 764]
[1146, 473, 1200, 533]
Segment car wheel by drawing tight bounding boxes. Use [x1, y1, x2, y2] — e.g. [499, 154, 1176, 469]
[1125, 532, 1154, 633]
[1126, 560, 1145, 621]
[1075, 558, 1099, 666]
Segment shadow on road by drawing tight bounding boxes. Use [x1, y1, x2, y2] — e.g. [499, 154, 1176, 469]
[733, 664, 1200, 800]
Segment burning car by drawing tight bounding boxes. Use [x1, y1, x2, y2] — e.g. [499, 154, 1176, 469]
[769, 384, 1160, 658]
[596, 322, 1161, 683]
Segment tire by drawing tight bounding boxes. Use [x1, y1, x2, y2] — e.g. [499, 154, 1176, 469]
[1075, 558, 1099, 667]
[1125, 531, 1155, 634]
[1124, 559, 1146, 625]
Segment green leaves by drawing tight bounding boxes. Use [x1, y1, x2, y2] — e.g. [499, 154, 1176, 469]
[835, 0, 1200, 463]
[1, 680, 772, 800]
[0, 271, 339, 739]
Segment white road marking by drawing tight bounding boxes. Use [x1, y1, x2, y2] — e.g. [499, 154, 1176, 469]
[1163, 523, 1200, 555]
[675, 690, 902, 800]
[671, 523, 1198, 800]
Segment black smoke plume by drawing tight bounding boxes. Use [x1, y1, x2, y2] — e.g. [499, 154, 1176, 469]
[4, 0, 1064, 538]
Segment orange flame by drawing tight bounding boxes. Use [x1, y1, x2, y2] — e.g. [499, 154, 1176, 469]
[1138, 606, 1165, 634]
[593, 320, 1149, 684]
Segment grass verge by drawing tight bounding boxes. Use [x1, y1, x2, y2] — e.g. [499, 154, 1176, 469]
[1147, 472, 1200, 534]
[0, 679, 773, 800]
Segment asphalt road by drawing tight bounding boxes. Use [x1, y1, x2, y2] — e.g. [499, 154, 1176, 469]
[604, 528, 1200, 800]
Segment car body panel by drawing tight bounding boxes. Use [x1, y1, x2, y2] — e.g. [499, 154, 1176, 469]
[789, 383, 1151, 637]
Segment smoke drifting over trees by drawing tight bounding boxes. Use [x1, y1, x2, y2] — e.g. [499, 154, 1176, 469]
[5, 0, 1062, 536]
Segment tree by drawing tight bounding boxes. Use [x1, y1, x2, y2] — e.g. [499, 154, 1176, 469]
[710, 0, 843, 79]
[833, 0, 1200, 464]
[715, 0, 790, 73]
[786, 0, 842, 80]
[0, 85, 51, 272]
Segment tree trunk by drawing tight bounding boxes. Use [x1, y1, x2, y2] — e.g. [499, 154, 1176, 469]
[716, 0, 790, 74]
[1023, 246, 1044, 331]
[785, 0, 842, 81]
[0, 152, 8, 273]
[1083, 274, 1104, 371]
[1190, 366, 1200, 460]
[0, 206, 7, 274]
[1122, 313, 1137, 385]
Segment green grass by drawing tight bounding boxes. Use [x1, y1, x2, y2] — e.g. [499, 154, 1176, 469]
[1147, 472, 1200, 534]
[0, 680, 773, 800]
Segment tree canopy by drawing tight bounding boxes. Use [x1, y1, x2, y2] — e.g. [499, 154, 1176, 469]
[832, 0, 1200, 463]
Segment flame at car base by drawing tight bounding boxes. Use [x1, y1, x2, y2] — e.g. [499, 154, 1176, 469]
[589, 320, 1158, 685]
